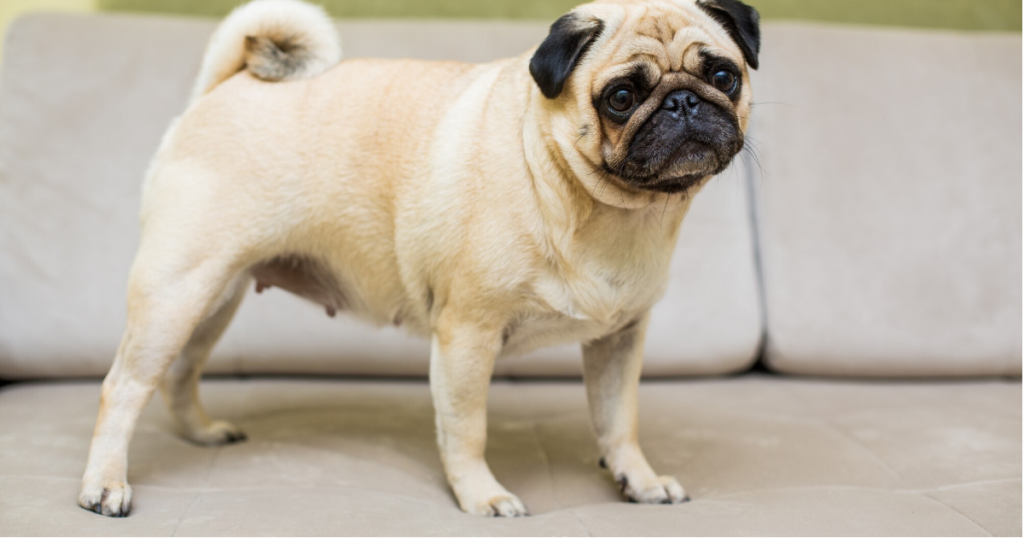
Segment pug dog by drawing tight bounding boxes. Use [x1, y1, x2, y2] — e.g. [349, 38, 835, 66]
[79, 0, 759, 518]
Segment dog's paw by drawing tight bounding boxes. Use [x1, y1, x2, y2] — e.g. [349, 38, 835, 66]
[617, 473, 688, 504]
[78, 481, 133, 517]
[183, 420, 247, 446]
[461, 491, 529, 517]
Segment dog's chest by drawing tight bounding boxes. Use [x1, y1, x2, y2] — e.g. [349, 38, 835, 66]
[500, 248, 671, 358]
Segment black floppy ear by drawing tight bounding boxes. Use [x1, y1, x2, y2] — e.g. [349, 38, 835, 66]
[697, 0, 761, 70]
[529, 13, 604, 99]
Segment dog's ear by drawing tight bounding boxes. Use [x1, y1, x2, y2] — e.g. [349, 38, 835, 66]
[529, 13, 604, 99]
[697, 0, 761, 70]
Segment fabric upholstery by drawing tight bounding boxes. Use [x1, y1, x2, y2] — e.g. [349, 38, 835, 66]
[0, 376, 1019, 535]
[750, 24, 1022, 376]
[0, 14, 762, 379]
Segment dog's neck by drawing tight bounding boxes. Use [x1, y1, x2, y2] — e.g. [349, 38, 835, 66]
[519, 85, 693, 269]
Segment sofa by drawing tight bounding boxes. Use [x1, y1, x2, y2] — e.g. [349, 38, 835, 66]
[0, 12, 1019, 536]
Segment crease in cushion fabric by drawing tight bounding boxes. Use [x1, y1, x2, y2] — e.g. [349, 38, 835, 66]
[0, 14, 762, 379]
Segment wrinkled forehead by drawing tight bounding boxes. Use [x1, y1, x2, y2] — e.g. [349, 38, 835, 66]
[590, 1, 745, 88]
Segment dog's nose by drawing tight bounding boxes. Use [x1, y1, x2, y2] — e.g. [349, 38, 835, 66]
[662, 90, 701, 117]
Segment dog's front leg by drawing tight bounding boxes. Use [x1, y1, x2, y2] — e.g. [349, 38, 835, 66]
[429, 317, 528, 517]
[582, 313, 687, 504]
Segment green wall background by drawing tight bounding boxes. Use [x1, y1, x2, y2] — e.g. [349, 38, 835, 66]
[99, 0, 1021, 32]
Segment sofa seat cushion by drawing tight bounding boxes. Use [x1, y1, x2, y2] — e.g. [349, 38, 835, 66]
[0, 375, 1018, 535]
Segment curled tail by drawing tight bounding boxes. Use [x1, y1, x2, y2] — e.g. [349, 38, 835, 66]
[191, 0, 341, 100]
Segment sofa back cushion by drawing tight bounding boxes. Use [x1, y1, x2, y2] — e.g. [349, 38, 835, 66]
[0, 14, 763, 379]
[751, 24, 1021, 376]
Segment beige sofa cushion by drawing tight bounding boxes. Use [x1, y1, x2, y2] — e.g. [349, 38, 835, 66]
[0, 14, 762, 379]
[751, 24, 1022, 376]
[0, 376, 1019, 535]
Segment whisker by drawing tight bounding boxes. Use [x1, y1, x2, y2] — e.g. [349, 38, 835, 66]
[572, 131, 587, 150]
[660, 191, 670, 225]
[596, 169, 609, 200]
[741, 141, 766, 186]
[743, 138, 766, 167]
[750, 101, 796, 108]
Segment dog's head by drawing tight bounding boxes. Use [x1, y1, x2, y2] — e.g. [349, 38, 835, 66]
[529, 0, 759, 204]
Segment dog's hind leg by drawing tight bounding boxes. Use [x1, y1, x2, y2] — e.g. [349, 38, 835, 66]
[79, 244, 243, 517]
[160, 274, 249, 446]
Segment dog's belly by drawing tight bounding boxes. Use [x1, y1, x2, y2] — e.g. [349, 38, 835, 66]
[248, 252, 633, 355]
[248, 251, 429, 333]
[250, 254, 346, 317]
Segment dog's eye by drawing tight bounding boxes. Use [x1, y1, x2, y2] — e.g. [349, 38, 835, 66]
[710, 71, 738, 95]
[607, 89, 636, 113]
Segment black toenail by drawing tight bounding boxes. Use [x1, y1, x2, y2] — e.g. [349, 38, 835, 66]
[616, 475, 628, 493]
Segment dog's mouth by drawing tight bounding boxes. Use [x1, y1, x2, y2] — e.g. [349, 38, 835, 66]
[603, 139, 726, 194]
[641, 173, 708, 193]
